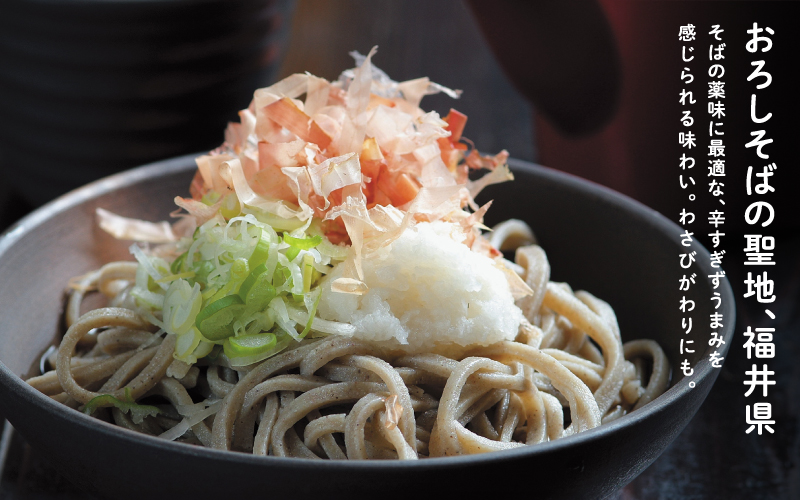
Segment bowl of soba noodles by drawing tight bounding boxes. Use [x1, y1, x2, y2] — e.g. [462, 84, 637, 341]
[0, 54, 734, 499]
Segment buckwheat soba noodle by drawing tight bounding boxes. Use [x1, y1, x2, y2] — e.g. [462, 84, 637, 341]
[28, 50, 669, 459]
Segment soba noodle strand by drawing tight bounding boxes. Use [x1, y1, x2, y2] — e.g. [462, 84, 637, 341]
[541, 283, 624, 415]
[56, 308, 174, 405]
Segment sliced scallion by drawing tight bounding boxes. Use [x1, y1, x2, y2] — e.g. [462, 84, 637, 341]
[83, 387, 160, 424]
[195, 295, 246, 340]
[170, 251, 188, 274]
[223, 332, 277, 358]
[248, 232, 270, 269]
[284, 234, 322, 250]
[239, 264, 277, 311]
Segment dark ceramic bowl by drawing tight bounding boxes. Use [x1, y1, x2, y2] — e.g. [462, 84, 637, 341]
[0, 155, 735, 499]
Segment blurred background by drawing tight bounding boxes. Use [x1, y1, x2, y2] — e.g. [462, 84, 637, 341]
[1, 1, 798, 498]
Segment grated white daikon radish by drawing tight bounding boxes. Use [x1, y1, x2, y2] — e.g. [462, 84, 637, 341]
[318, 221, 523, 353]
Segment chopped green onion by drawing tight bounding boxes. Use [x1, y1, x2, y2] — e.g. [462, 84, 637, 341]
[220, 193, 241, 219]
[193, 340, 215, 359]
[147, 275, 161, 292]
[83, 387, 160, 424]
[223, 332, 277, 358]
[201, 191, 221, 206]
[230, 258, 249, 282]
[207, 279, 238, 304]
[195, 295, 246, 340]
[298, 289, 322, 339]
[175, 327, 202, 360]
[284, 234, 323, 250]
[191, 260, 216, 285]
[302, 253, 315, 293]
[163, 280, 202, 336]
[248, 236, 270, 269]
[239, 264, 277, 311]
[201, 285, 220, 302]
[127, 206, 332, 367]
[226, 332, 293, 367]
[315, 237, 349, 260]
[130, 244, 170, 291]
[175, 331, 199, 360]
[285, 246, 301, 262]
[156, 270, 196, 283]
[273, 268, 288, 287]
[130, 287, 164, 310]
[171, 252, 188, 274]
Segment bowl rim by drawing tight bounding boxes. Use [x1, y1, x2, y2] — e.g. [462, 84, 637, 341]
[0, 153, 736, 470]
